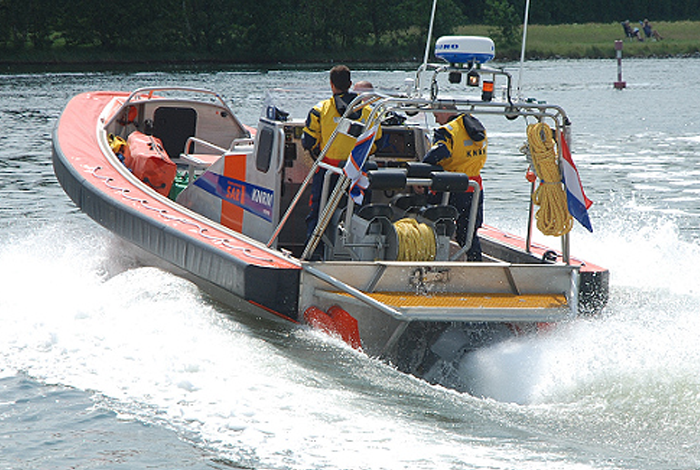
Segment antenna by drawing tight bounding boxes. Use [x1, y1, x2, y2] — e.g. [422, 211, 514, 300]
[422, 0, 439, 68]
[517, 0, 531, 100]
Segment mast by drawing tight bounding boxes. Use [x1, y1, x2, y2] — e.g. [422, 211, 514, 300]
[422, 0, 439, 68]
[517, 0, 531, 100]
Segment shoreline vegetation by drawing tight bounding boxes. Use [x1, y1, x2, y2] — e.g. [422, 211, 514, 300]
[487, 21, 700, 60]
[2, 21, 699, 71]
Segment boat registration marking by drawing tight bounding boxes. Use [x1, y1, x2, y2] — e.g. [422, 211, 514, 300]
[195, 172, 274, 222]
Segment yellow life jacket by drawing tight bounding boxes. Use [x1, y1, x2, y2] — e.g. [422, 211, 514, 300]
[436, 115, 488, 177]
[307, 94, 377, 166]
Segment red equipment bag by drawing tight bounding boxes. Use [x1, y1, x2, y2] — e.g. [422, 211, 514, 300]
[125, 131, 176, 196]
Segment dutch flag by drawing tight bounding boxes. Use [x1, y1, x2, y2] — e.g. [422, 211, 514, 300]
[343, 124, 378, 204]
[560, 134, 593, 232]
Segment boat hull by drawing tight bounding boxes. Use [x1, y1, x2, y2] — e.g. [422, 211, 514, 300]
[52, 91, 302, 321]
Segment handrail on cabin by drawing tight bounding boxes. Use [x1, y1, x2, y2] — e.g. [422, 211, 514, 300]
[101, 86, 247, 137]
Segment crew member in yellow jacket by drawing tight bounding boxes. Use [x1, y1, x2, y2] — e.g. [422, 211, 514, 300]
[301, 65, 381, 258]
[423, 108, 488, 261]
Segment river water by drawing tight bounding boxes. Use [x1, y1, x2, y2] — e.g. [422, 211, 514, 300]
[1, 58, 700, 469]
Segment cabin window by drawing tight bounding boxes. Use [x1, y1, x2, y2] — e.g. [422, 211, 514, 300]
[256, 125, 275, 173]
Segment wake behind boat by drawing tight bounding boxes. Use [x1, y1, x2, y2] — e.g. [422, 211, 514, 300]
[52, 36, 608, 392]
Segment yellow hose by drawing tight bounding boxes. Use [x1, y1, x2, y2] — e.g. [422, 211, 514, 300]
[394, 218, 436, 261]
[527, 123, 573, 237]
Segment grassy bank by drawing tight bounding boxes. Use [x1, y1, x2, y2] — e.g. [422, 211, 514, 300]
[457, 21, 700, 60]
[2, 21, 700, 69]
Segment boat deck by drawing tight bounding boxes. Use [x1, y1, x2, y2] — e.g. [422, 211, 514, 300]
[318, 290, 570, 322]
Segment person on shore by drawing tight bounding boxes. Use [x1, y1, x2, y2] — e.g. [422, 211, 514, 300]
[301, 65, 381, 258]
[622, 20, 643, 41]
[423, 107, 488, 261]
[642, 19, 663, 41]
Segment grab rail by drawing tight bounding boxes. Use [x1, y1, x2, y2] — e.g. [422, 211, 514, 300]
[303, 264, 404, 320]
[184, 136, 227, 155]
[102, 86, 249, 138]
[449, 180, 482, 261]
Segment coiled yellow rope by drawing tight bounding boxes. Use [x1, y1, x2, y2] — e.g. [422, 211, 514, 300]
[527, 123, 573, 237]
[394, 218, 436, 261]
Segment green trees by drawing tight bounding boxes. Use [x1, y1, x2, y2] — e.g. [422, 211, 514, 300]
[0, 0, 698, 62]
[519, 0, 700, 24]
[484, 0, 520, 47]
[1, 0, 467, 61]
[0, 0, 58, 50]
